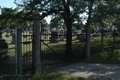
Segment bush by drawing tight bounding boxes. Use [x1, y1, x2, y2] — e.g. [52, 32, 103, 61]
[0, 39, 8, 60]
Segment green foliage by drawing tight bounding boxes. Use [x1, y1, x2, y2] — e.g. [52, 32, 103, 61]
[41, 19, 49, 27]
[0, 8, 31, 29]
[0, 8, 17, 29]
[92, 0, 120, 29]
[50, 17, 59, 28]
[29, 72, 90, 80]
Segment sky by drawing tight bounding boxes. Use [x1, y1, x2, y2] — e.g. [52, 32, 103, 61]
[0, 0, 16, 9]
[0, 0, 51, 23]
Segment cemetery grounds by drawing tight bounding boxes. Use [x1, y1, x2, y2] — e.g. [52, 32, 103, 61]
[1, 31, 120, 80]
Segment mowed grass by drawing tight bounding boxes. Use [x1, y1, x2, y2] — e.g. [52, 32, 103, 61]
[83, 48, 120, 64]
[83, 37, 120, 64]
[2, 32, 120, 63]
[29, 72, 91, 80]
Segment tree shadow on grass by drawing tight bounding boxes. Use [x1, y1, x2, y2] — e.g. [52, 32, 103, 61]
[83, 48, 120, 64]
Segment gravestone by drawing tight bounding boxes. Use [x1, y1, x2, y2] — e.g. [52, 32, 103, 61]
[2, 29, 5, 33]
[11, 32, 15, 44]
[50, 30, 59, 43]
[76, 29, 85, 39]
[5, 28, 9, 38]
[74, 31, 77, 35]
[59, 29, 64, 41]
[10, 29, 12, 36]
[41, 27, 45, 40]
[29, 28, 33, 34]
[90, 34, 93, 39]
[76, 34, 80, 39]
[41, 35, 43, 40]
[92, 33, 98, 39]
[103, 28, 109, 38]
[64, 29, 67, 39]
[81, 29, 85, 33]
[79, 33, 86, 42]
[41, 27, 45, 34]
[116, 32, 119, 37]
[44, 32, 48, 39]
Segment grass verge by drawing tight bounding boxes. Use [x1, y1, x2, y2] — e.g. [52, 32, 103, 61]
[29, 72, 91, 80]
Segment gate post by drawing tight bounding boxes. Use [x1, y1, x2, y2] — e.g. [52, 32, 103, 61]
[32, 12, 41, 74]
[15, 26, 23, 77]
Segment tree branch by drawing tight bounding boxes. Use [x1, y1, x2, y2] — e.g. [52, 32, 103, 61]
[72, 11, 86, 18]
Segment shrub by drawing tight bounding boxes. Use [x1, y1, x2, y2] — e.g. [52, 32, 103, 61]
[0, 39, 8, 60]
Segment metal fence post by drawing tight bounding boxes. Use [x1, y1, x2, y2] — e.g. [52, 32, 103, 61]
[15, 27, 18, 76]
[32, 12, 41, 74]
[101, 29, 104, 52]
[15, 26, 23, 78]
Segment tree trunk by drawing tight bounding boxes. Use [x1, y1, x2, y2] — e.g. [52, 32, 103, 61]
[65, 18, 72, 63]
[85, 0, 94, 60]
[85, 20, 91, 59]
[62, 0, 72, 63]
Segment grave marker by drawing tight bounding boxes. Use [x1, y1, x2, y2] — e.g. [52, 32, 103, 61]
[11, 32, 15, 44]
[79, 33, 86, 42]
[59, 29, 64, 41]
[50, 30, 59, 43]
[5, 28, 9, 37]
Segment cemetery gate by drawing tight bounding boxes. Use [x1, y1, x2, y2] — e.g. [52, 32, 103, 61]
[28, 12, 86, 72]
[22, 27, 33, 75]
[40, 28, 86, 69]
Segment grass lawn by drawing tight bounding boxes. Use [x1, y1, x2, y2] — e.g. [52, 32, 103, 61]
[83, 47, 120, 64]
[1, 32, 120, 63]
[82, 37, 120, 64]
[29, 72, 91, 80]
